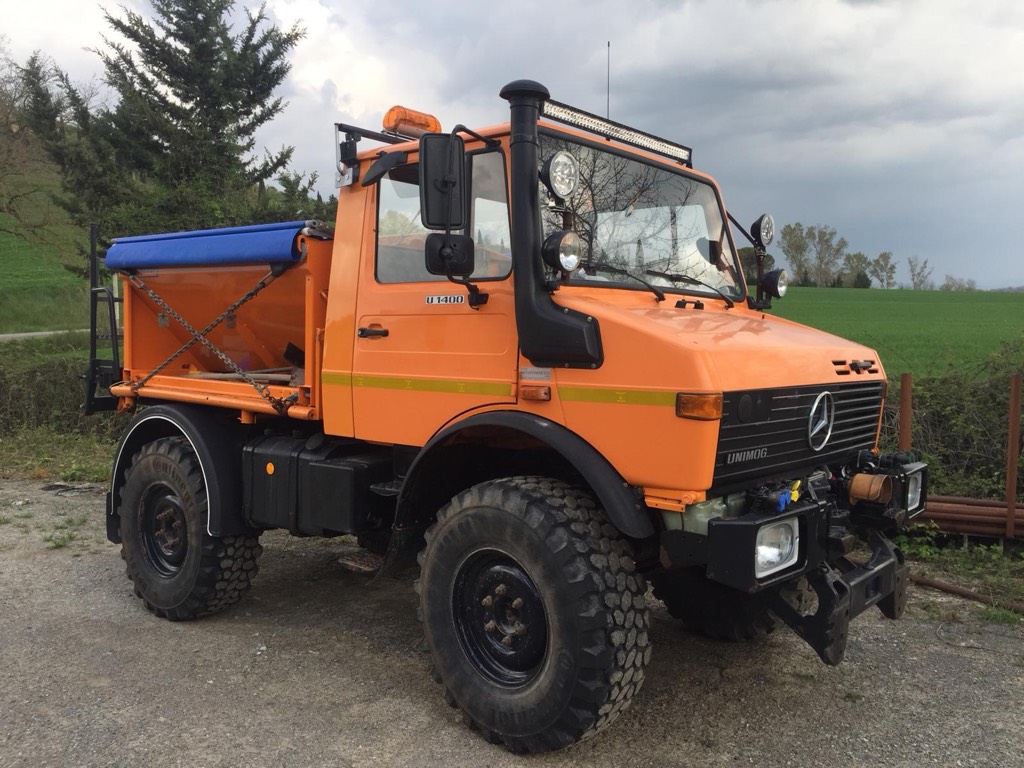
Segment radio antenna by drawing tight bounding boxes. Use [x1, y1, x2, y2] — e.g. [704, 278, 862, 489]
[606, 41, 611, 118]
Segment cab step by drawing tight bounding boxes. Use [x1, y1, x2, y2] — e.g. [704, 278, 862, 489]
[335, 542, 385, 574]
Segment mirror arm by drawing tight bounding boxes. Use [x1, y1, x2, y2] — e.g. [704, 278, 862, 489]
[451, 277, 488, 309]
[452, 124, 501, 149]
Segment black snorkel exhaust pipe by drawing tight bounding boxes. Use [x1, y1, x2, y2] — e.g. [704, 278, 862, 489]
[499, 80, 603, 369]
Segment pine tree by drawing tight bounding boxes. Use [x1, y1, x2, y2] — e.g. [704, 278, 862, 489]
[23, 0, 304, 236]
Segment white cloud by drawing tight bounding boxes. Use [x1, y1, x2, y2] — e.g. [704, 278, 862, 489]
[3, 0, 1023, 286]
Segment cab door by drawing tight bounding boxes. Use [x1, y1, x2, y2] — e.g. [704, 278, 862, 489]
[351, 148, 517, 446]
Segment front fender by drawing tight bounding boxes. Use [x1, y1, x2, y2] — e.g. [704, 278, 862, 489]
[396, 411, 655, 540]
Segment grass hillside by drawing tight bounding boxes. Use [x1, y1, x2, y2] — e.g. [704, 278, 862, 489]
[771, 287, 1024, 378]
[0, 156, 92, 333]
[0, 232, 90, 333]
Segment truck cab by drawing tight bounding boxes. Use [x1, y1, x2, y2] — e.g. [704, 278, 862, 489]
[86, 79, 927, 754]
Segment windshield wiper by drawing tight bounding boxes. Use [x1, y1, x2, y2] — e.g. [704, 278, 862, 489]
[644, 269, 735, 309]
[584, 263, 665, 302]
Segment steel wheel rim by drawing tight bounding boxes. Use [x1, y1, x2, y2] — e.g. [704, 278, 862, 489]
[141, 485, 189, 577]
[452, 550, 548, 687]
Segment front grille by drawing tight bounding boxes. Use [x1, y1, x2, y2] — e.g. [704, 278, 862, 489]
[712, 381, 884, 492]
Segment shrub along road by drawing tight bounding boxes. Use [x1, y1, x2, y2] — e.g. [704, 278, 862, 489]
[1, 480, 1022, 768]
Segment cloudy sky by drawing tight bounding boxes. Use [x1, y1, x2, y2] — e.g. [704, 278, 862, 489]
[5, 0, 1023, 288]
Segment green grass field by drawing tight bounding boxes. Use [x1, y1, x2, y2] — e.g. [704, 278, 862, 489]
[772, 287, 1024, 378]
[0, 230, 91, 333]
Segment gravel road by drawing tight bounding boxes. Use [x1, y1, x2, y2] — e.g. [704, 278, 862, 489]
[1, 479, 1022, 768]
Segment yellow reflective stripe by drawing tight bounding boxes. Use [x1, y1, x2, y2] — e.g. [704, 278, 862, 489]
[558, 386, 676, 407]
[323, 371, 512, 397]
[321, 372, 353, 387]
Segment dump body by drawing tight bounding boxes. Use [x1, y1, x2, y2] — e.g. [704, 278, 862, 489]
[107, 221, 332, 420]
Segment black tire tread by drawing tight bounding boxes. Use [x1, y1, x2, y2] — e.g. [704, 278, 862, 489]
[418, 475, 650, 753]
[121, 437, 262, 621]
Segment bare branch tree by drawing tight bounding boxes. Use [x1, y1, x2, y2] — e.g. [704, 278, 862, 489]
[869, 251, 897, 289]
[907, 255, 934, 290]
[940, 275, 977, 291]
[779, 223, 847, 286]
[779, 222, 811, 284]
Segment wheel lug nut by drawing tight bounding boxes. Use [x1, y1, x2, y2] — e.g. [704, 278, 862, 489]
[494, 584, 508, 597]
[481, 596, 493, 607]
[512, 597, 523, 609]
[483, 620, 497, 633]
[501, 635, 513, 647]
[512, 621, 526, 636]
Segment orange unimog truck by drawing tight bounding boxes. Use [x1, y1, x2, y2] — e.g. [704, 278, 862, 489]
[86, 80, 928, 753]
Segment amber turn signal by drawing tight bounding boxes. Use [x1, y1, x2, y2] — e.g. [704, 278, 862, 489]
[675, 392, 723, 420]
[521, 385, 552, 402]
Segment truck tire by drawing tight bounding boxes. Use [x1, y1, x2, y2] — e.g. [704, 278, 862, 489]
[417, 476, 650, 754]
[119, 437, 262, 620]
[652, 567, 778, 641]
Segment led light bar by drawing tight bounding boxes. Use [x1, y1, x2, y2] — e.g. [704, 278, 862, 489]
[542, 99, 692, 166]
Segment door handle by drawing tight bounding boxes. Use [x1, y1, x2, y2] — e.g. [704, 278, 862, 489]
[357, 327, 389, 338]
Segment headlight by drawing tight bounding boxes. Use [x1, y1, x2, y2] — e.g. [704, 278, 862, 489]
[541, 151, 579, 199]
[542, 230, 582, 272]
[755, 518, 799, 578]
[899, 462, 928, 516]
[848, 460, 928, 526]
[759, 268, 788, 299]
[751, 213, 775, 249]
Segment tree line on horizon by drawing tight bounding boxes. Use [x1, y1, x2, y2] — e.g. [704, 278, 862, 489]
[774, 222, 977, 292]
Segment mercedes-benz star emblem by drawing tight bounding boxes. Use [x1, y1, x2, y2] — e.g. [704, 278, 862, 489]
[807, 391, 836, 452]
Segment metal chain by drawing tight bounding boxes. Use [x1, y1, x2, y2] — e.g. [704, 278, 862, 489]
[127, 270, 294, 414]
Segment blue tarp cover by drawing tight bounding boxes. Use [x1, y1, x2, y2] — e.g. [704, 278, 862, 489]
[105, 220, 313, 269]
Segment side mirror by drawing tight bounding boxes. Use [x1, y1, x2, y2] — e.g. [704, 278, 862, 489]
[426, 233, 475, 277]
[419, 133, 466, 230]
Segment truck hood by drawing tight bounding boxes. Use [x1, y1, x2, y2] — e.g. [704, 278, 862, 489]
[559, 294, 885, 392]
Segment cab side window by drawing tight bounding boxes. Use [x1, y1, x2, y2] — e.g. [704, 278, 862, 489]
[375, 151, 512, 283]
[467, 151, 512, 279]
[376, 163, 438, 283]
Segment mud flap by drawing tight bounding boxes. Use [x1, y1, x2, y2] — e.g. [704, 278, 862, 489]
[769, 529, 908, 666]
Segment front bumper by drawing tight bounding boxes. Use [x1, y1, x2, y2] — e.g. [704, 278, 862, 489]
[768, 530, 908, 665]
[659, 508, 910, 665]
[656, 455, 925, 666]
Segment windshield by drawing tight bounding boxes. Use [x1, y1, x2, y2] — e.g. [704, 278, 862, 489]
[539, 134, 744, 299]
